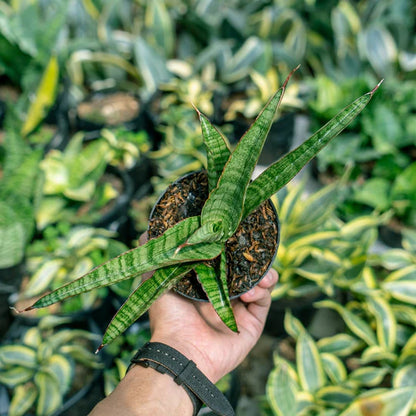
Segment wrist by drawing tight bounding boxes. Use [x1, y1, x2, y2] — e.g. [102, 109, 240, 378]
[150, 333, 219, 383]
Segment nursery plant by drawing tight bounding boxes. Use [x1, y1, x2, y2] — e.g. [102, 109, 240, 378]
[0, 316, 102, 416]
[266, 306, 416, 416]
[18, 69, 382, 350]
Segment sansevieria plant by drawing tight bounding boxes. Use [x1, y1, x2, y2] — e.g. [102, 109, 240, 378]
[18, 68, 382, 351]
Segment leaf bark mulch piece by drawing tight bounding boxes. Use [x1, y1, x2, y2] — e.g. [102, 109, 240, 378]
[148, 170, 279, 300]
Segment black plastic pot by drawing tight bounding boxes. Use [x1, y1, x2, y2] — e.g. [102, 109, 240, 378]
[148, 170, 280, 301]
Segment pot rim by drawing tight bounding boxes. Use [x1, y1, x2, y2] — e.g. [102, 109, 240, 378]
[148, 170, 280, 302]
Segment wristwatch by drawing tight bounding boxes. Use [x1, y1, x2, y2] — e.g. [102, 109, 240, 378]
[128, 342, 235, 416]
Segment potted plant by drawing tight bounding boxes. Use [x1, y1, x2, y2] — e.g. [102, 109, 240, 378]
[0, 316, 103, 416]
[265, 177, 390, 336]
[18, 70, 382, 350]
[11, 224, 128, 327]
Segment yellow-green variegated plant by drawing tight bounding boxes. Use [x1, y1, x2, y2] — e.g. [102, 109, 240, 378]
[0, 316, 102, 416]
[19, 70, 382, 351]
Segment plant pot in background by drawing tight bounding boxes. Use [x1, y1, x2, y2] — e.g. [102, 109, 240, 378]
[148, 170, 280, 300]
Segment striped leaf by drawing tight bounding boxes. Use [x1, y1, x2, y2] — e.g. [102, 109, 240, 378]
[9, 383, 37, 416]
[59, 345, 103, 369]
[199, 69, 295, 241]
[266, 358, 299, 416]
[382, 280, 416, 305]
[367, 296, 397, 352]
[296, 330, 326, 393]
[100, 264, 194, 348]
[340, 387, 415, 416]
[315, 300, 377, 346]
[242, 81, 382, 218]
[35, 371, 62, 416]
[361, 345, 397, 364]
[25, 217, 222, 310]
[198, 111, 231, 191]
[196, 251, 237, 332]
[284, 309, 306, 340]
[23, 259, 63, 298]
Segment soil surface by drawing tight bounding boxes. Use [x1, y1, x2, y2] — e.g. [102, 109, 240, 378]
[148, 170, 279, 299]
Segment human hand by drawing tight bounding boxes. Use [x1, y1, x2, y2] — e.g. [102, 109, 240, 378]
[142, 231, 278, 383]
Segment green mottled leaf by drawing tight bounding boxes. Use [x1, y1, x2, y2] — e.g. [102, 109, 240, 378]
[200, 75, 290, 240]
[196, 251, 237, 332]
[198, 112, 231, 191]
[340, 387, 415, 416]
[9, 383, 37, 416]
[28, 217, 222, 310]
[297, 331, 326, 393]
[101, 264, 194, 347]
[266, 358, 299, 416]
[243, 82, 381, 218]
[35, 371, 62, 416]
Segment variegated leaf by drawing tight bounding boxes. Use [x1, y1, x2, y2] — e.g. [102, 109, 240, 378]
[198, 111, 231, 191]
[296, 330, 326, 393]
[0, 345, 37, 369]
[196, 251, 237, 332]
[317, 333, 363, 357]
[9, 383, 37, 416]
[315, 300, 377, 346]
[340, 387, 415, 416]
[393, 364, 416, 388]
[26, 217, 222, 310]
[349, 366, 390, 387]
[321, 353, 347, 383]
[199, 69, 295, 241]
[0, 366, 34, 387]
[35, 371, 62, 416]
[316, 385, 356, 409]
[266, 358, 299, 416]
[243, 81, 382, 218]
[100, 264, 195, 348]
[47, 354, 73, 395]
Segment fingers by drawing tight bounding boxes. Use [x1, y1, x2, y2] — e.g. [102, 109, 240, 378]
[240, 268, 278, 302]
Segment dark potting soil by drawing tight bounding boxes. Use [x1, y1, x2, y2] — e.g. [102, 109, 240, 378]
[148, 170, 279, 299]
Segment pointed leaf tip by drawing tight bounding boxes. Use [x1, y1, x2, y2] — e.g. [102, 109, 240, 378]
[370, 79, 384, 95]
[95, 344, 104, 354]
[282, 64, 301, 89]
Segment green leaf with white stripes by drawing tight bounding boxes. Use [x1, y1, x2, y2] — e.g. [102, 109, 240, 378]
[195, 251, 237, 332]
[393, 364, 416, 388]
[318, 333, 363, 357]
[349, 366, 390, 387]
[26, 217, 221, 310]
[9, 383, 37, 416]
[0, 367, 34, 387]
[321, 353, 347, 383]
[100, 264, 194, 348]
[46, 354, 73, 395]
[243, 81, 382, 218]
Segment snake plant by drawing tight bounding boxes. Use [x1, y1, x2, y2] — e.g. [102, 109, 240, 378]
[19, 69, 382, 350]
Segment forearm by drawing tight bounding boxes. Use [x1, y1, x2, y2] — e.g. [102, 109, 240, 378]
[89, 363, 193, 416]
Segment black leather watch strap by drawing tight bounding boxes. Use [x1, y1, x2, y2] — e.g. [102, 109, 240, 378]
[128, 342, 235, 416]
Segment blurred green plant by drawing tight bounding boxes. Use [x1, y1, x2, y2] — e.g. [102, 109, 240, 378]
[17, 224, 127, 314]
[271, 178, 390, 301]
[0, 316, 102, 416]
